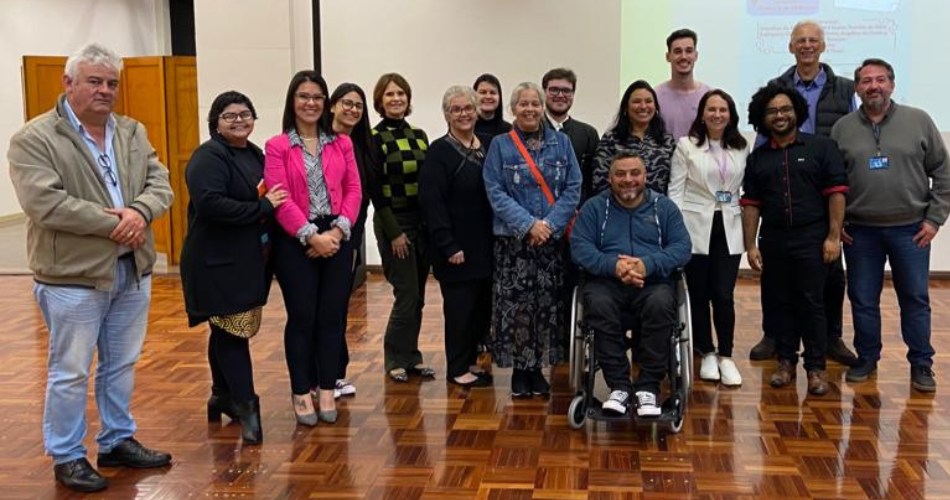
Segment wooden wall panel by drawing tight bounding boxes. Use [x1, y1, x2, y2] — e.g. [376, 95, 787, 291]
[162, 56, 199, 263]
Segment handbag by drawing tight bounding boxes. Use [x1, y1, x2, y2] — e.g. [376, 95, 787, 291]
[209, 306, 263, 339]
[507, 130, 577, 239]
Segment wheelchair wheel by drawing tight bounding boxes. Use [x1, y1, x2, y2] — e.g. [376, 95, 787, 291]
[567, 394, 587, 429]
[568, 287, 586, 392]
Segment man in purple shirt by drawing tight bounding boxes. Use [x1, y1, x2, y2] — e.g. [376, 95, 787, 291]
[749, 20, 858, 367]
[655, 28, 711, 141]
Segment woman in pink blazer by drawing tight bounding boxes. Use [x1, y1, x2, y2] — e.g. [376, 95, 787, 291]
[264, 71, 361, 426]
[668, 89, 748, 387]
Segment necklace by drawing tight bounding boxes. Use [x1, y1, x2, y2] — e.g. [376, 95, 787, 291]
[448, 131, 479, 150]
[301, 136, 318, 141]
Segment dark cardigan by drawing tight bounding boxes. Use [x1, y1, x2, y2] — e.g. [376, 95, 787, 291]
[418, 135, 494, 283]
[179, 134, 275, 325]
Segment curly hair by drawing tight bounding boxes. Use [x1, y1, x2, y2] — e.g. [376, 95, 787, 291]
[747, 83, 808, 137]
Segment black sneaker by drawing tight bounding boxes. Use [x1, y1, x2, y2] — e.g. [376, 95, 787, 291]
[527, 369, 550, 396]
[826, 338, 859, 367]
[845, 359, 877, 383]
[511, 369, 531, 398]
[911, 365, 936, 392]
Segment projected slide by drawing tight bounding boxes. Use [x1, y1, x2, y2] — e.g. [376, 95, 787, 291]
[620, 0, 949, 130]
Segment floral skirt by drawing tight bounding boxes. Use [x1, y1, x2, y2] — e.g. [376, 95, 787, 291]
[490, 236, 566, 369]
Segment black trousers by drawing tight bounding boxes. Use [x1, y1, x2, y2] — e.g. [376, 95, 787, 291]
[273, 225, 353, 393]
[685, 212, 741, 357]
[759, 227, 828, 371]
[583, 277, 676, 395]
[208, 324, 255, 402]
[762, 254, 845, 342]
[440, 278, 492, 378]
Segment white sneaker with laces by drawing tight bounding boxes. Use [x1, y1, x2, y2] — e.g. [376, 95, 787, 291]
[700, 352, 720, 381]
[635, 391, 661, 417]
[334, 379, 356, 399]
[718, 358, 742, 387]
[602, 390, 629, 414]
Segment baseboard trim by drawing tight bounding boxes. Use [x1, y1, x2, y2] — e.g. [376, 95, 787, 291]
[0, 213, 26, 227]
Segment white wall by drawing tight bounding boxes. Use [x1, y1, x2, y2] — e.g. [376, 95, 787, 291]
[320, 0, 623, 266]
[0, 0, 167, 217]
[193, 0, 314, 145]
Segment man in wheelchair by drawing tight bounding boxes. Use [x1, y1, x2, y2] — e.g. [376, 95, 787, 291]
[571, 152, 692, 417]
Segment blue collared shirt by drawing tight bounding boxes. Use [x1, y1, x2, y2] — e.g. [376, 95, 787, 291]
[62, 99, 124, 209]
[793, 68, 827, 135]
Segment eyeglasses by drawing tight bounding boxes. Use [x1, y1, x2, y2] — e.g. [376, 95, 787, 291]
[765, 106, 795, 117]
[546, 86, 575, 97]
[296, 92, 326, 103]
[219, 110, 254, 123]
[97, 154, 117, 187]
[448, 105, 476, 116]
[340, 99, 364, 111]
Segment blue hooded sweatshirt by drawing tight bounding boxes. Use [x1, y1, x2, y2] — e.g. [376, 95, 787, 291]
[571, 188, 691, 283]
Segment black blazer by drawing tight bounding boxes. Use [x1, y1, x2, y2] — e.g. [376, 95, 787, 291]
[179, 135, 275, 325]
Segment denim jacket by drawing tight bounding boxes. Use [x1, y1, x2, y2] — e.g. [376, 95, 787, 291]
[483, 125, 581, 239]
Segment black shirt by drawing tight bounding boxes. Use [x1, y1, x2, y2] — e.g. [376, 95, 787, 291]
[741, 133, 848, 232]
[418, 135, 494, 283]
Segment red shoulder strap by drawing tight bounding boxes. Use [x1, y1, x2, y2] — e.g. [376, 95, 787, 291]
[508, 130, 555, 206]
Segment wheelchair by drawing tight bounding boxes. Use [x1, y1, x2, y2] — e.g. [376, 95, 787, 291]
[566, 271, 692, 433]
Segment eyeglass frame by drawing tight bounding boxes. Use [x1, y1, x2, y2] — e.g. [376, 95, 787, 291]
[764, 105, 796, 117]
[296, 92, 326, 104]
[97, 154, 118, 187]
[219, 110, 254, 123]
[545, 86, 575, 97]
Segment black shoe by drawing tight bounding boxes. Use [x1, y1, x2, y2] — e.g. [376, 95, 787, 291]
[911, 365, 937, 392]
[845, 359, 877, 382]
[208, 392, 238, 422]
[749, 336, 776, 361]
[233, 396, 263, 445]
[448, 372, 491, 388]
[511, 369, 531, 398]
[826, 338, 859, 367]
[54, 458, 108, 492]
[527, 369, 550, 397]
[97, 438, 172, 468]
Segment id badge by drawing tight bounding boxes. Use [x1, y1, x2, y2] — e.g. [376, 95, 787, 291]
[869, 156, 890, 170]
[715, 191, 733, 203]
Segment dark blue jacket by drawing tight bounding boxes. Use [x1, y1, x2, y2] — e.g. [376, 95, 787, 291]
[571, 189, 691, 282]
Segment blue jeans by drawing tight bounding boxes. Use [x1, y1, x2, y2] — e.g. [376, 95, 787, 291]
[844, 223, 933, 367]
[34, 259, 151, 463]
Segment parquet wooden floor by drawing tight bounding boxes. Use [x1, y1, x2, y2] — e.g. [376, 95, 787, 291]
[1, 273, 949, 499]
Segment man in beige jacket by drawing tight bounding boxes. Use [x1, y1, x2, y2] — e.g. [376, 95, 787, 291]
[8, 43, 173, 493]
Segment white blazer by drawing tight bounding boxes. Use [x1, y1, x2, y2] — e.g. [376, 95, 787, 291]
[668, 135, 748, 255]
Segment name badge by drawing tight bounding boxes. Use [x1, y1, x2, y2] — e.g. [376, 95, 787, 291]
[869, 156, 890, 170]
[715, 191, 733, 203]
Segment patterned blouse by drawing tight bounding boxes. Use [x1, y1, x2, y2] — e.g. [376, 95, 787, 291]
[289, 129, 351, 244]
[590, 129, 676, 196]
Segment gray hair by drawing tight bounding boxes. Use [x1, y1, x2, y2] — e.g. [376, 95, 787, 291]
[509, 82, 545, 113]
[65, 43, 123, 81]
[790, 20, 824, 43]
[441, 85, 477, 113]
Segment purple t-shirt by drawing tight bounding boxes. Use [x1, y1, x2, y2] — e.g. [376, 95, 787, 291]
[656, 81, 711, 141]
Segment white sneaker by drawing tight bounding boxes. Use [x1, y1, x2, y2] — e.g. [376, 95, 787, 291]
[718, 358, 742, 387]
[602, 390, 629, 414]
[700, 353, 720, 381]
[334, 379, 356, 399]
[635, 391, 661, 417]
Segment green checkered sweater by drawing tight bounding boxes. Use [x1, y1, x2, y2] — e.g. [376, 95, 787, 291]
[371, 117, 429, 240]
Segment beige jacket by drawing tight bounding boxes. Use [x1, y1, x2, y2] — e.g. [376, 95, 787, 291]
[8, 95, 173, 290]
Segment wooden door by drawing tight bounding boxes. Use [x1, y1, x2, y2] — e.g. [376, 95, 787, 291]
[161, 56, 199, 263]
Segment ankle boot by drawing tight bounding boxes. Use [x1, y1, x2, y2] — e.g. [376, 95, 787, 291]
[207, 389, 237, 422]
[233, 396, 263, 445]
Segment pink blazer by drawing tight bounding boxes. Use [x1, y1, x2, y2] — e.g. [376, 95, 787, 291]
[264, 133, 362, 237]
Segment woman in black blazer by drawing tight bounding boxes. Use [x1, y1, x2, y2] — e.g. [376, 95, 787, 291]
[180, 91, 287, 444]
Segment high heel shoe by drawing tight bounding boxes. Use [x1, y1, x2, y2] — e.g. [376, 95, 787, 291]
[233, 396, 263, 444]
[318, 409, 338, 423]
[292, 394, 318, 426]
[207, 392, 237, 422]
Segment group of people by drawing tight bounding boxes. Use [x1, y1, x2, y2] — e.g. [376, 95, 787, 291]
[7, 18, 949, 491]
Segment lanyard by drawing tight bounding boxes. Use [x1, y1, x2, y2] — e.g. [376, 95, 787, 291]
[871, 123, 883, 156]
[710, 142, 729, 189]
